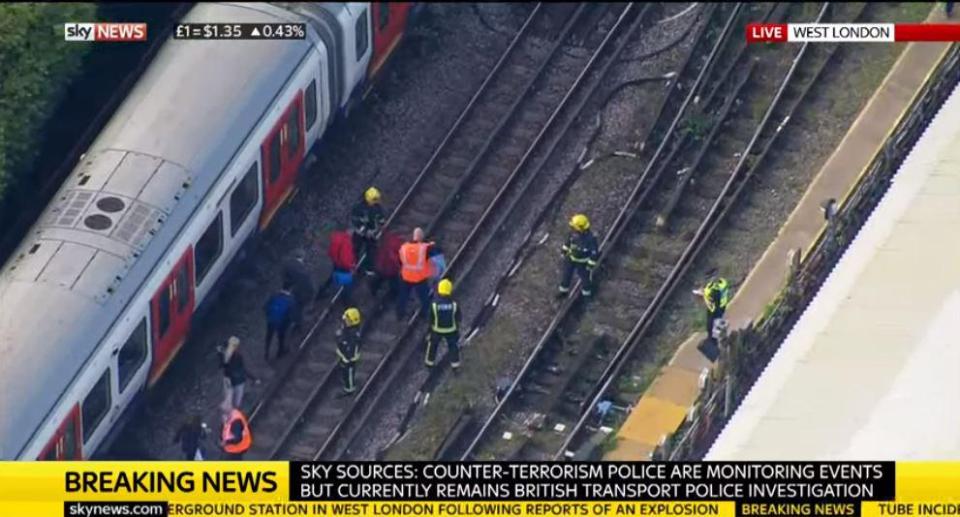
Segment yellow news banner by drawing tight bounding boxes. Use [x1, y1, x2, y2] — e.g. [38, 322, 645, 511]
[0, 462, 958, 516]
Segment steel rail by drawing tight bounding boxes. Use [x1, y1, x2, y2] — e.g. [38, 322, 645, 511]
[257, 4, 594, 460]
[554, 1, 833, 460]
[319, 2, 651, 460]
[247, 5, 548, 424]
[459, 1, 746, 461]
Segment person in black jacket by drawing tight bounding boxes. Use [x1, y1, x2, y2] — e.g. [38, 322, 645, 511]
[558, 214, 599, 298]
[172, 415, 208, 460]
[282, 248, 315, 328]
[219, 336, 258, 415]
[351, 187, 387, 275]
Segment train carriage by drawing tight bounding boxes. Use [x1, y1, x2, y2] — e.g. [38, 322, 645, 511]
[0, 2, 415, 460]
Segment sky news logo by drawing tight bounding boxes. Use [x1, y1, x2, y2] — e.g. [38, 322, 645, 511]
[64, 23, 147, 42]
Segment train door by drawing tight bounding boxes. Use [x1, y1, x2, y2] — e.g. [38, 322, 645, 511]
[37, 406, 82, 460]
[369, 3, 410, 79]
[259, 91, 306, 229]
[112, 318, 150, 418]
[148, 250, 195, 386]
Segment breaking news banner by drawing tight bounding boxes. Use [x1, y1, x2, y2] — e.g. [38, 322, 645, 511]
[1, 462, 960, 517]
[746, 23, 960, 43]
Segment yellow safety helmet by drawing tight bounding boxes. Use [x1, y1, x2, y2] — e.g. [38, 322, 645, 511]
[342, 307, 361, 327]
[364, 187, 381, 204]
[437, 278, 453, 296]
[569, 213, 590, 232]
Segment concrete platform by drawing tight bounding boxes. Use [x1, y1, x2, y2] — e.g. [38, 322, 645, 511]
[605, 7, 953, 460]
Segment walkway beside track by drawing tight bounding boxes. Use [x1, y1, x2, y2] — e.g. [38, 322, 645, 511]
[606, 8, 952, 461]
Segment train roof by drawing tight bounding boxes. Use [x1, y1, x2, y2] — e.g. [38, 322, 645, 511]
[0, 3, 314, 458]
[705, 80, 960, 460]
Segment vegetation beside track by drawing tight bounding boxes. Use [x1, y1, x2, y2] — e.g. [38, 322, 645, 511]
[0, 3, 95, 205]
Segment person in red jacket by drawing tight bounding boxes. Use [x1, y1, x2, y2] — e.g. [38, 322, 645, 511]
[320, 229, 357, 305]
[371, 230, 403, 301]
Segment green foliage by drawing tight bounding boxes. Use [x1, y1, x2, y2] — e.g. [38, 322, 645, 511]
[681, 114, 711, 140]
[0, 3, 96, 201]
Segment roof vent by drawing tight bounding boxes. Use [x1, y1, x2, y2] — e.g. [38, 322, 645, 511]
[84, 214, 113, 231]
[96, 196, 125, 213]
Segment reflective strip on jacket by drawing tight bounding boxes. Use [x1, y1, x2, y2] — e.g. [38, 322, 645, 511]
[400, 242, 430, 283]
[561, 231, 599, 267]
[431, 300, 459, 333]
[221, 409, 252, 453]
[336, 327, 361, 364]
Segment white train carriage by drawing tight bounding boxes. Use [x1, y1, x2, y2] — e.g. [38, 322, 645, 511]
[706, 80, 960, 460]
[0, 2, 416, 460]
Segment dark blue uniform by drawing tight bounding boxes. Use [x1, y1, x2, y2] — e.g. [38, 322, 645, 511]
[559, 230, 599, 296]
[351, 199, 386, 274]
[426, 297, 462, 368]
[336, 324, 361, 393]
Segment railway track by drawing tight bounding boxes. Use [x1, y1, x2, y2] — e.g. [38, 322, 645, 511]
[246, 2, 645, 460]
[317, 2, 700, 461]
[452, 1, 855, 461]
[336, 2, 738, 461]
[561, 1, 872, 461]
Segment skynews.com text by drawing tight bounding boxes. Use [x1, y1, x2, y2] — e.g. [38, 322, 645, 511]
[64, 501, 167, 517]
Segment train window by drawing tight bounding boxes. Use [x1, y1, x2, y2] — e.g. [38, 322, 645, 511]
[194, 212, 223, 286]
[118, 319, 148, 393]
[355, 11, 369, 60]
[63, 417, 78, 459]
[230, 164, 258, 236]
[378, 4, 390, 29]
[176, 263, 189, 311]
[42, 446, 57, 461]
[269, 134, 282, 182]
[158, 289, 171, 338]
[81, 371, 111, 444]
[305, 81, 317, 131]
[288, 103, 301, 157]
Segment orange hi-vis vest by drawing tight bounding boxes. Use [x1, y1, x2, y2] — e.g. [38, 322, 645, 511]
[399, 242, 430, 283]
[221, 409, 252, 454]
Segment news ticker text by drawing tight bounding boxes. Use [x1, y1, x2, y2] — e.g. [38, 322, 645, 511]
[5, 462, 959, 517]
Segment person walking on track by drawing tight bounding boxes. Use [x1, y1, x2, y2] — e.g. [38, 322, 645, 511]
[219, 336, 258, 415]
[351, 187, 386, 276]
[558, 213, 599, 298]
[283, 248, 314, 327]
[220, 408, 252, 460]
[425, 279, 462, 370]
[336, 307, 363, 395]
[397, 227, 434, 320]
[323, 228, 357, 305]
[264, 283, 296, 360]
[428, 244, 447, 293]
[173, 415, 208, 460]
[372, 229, 404, 301]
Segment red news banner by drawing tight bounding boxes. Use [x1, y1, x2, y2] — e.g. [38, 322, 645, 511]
[746, 23, 960, 43]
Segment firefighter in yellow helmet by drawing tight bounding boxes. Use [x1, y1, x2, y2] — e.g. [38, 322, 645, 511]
[351, 187, 386, 275]
[336, 307, 362, 394]
[426, 278, 462, 370]
[558, 213, 599, 297]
